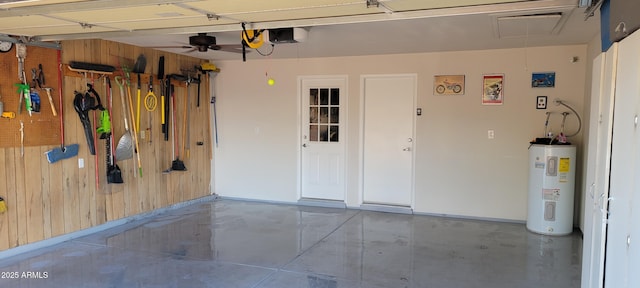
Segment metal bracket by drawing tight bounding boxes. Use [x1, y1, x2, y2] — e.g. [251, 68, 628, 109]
[0, 34, 61, 50]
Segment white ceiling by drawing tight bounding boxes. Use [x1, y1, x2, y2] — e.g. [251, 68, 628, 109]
[0, 0, 600, 61]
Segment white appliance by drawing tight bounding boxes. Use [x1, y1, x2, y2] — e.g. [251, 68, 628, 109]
[527, 144, 577, 235]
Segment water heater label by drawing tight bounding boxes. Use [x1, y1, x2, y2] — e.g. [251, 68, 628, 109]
[543, 189, 560, 201]
[559, 174, 568, 183]
[559, 158, 570, 172]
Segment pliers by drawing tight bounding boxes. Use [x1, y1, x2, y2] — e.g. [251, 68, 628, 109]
[31, 64, 44, 89]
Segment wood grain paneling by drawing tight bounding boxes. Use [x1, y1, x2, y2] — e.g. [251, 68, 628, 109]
[0, 149, 9, 250]
[0, 39, 212, 251]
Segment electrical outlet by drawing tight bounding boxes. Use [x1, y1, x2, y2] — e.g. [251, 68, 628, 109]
[537, 96, 547, 109]
[488, 130, 495, 139]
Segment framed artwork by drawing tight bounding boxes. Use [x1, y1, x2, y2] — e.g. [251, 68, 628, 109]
[531, 72, 555, 88]
[482, 74, 504, 105]
[434, 75, 465, 95]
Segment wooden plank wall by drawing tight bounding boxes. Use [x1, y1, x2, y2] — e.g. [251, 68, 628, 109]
[0, 39, 213, 251]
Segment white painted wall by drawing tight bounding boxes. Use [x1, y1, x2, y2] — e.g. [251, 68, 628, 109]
[213, 45, 587, 221]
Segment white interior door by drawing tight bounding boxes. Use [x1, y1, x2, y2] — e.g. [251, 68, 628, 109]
[362, 74, 416, 206]
[300, 77, 347, 201]
[605, 31, 640, 288]
[582, 44, 617, 288]
[630, 98, 640, 288]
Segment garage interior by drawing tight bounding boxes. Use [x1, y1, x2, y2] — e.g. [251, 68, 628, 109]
[0, 0, 637, 287]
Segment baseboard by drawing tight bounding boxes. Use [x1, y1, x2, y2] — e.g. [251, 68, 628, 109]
[298, 198, 347, 209]
[217, 196, 299, 206]
[413, 211, 526, 224]
[359, 203, 413, 214]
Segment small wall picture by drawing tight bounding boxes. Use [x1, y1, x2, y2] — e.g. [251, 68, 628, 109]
[482, 74, 504, 105]
[531, 72, 555, 88]
[434, 75, 465, 95]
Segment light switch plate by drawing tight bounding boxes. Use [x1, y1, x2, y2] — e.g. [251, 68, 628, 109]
[537, 96, 547, 109]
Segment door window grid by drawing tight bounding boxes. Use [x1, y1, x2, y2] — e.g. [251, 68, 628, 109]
[309, 88, 339, 142]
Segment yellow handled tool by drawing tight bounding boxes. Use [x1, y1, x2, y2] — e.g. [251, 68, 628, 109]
[127, 78, 143, 178]
[0, 197, 6, 213]
[43, 87, 58, 116]
[136, 74, 141, 132]
[144, 75, 157, 112]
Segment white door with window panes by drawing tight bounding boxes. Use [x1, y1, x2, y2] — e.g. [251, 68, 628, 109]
[300, 77, 347, 201]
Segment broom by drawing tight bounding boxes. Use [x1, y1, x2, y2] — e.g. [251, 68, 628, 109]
[46, 50, 79, 163]
[163, 84, 186, 173]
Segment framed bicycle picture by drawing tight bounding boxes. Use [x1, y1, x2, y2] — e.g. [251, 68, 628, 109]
[531, 72, 555, 88]
[433, 75, 465, 95]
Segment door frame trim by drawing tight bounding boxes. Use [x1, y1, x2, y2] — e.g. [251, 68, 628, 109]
[297, 75, 349, 202]
[359, 74, 417, 208]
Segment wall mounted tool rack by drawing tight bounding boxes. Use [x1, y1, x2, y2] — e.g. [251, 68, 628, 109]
[0, 45, 61, 148]
[63, 64, 188, 89]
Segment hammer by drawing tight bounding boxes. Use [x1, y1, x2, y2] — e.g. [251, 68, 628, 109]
[43, 87, 57, 116]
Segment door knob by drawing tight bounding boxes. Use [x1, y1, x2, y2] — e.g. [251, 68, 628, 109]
[407, 138, 413, 142]
[402, 147, 411, 151]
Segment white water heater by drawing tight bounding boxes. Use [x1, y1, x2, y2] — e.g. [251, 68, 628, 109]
[527, 144, 576, 235]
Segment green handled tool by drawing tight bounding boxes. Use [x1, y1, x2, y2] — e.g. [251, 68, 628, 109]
[16, 83, 32, 116]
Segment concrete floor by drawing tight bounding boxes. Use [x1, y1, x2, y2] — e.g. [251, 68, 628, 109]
[0, 199, 582, 287]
